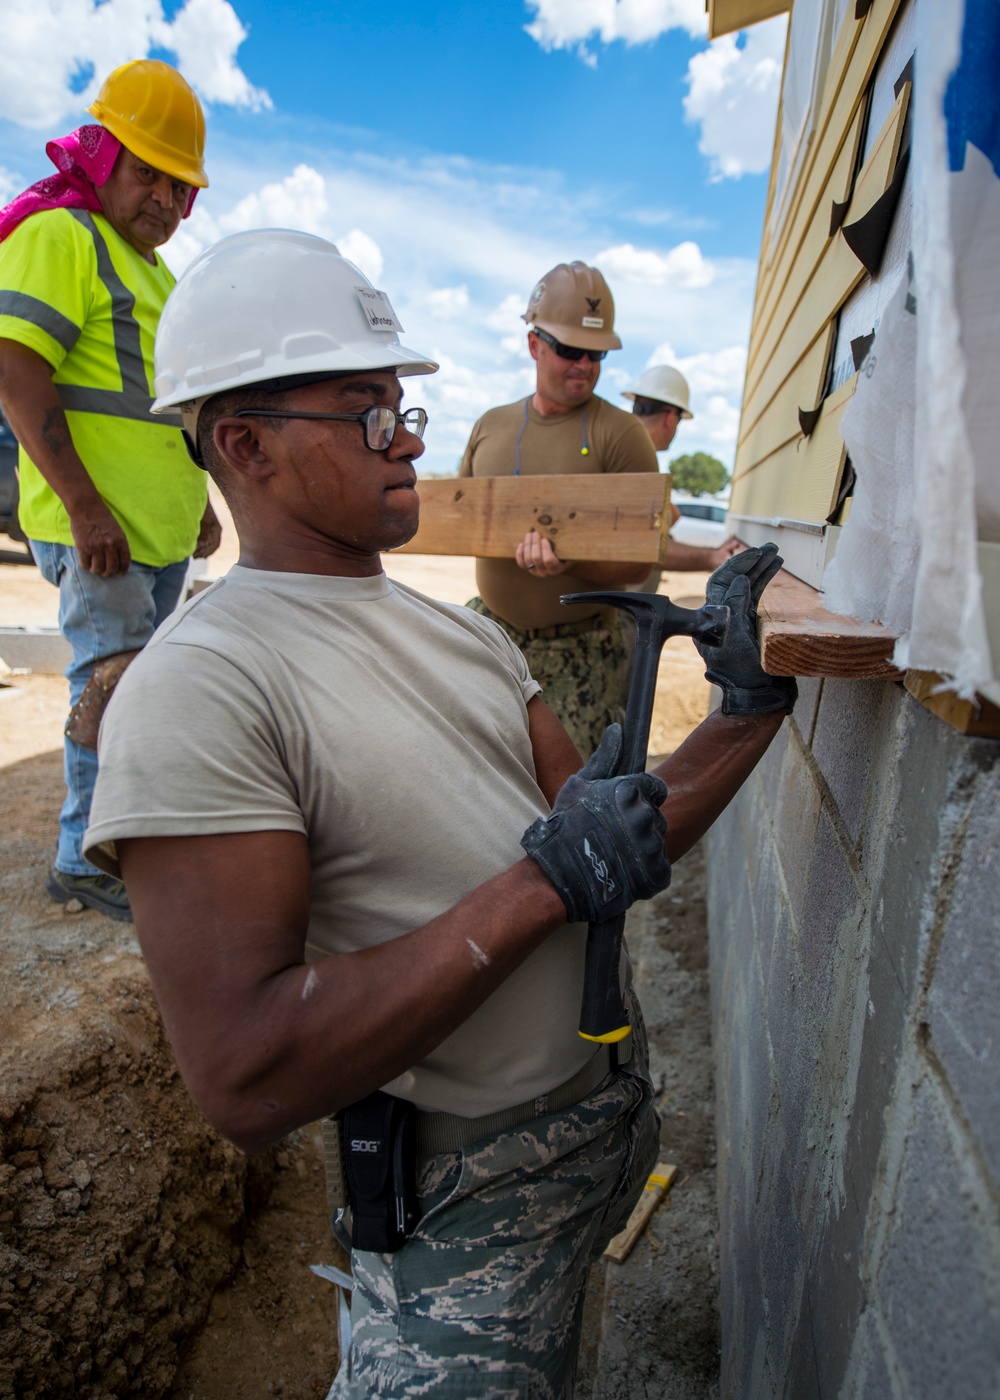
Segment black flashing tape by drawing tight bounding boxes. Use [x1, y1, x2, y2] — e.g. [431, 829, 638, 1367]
[842, 147, 910, 278]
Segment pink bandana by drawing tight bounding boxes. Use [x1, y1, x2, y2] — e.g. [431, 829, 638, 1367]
[0, 124, 198, 243]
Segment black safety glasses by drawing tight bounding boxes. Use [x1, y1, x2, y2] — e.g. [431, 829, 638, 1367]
[531, 327, 608, 363]
[631, 398, 681, 418]
[233, 404, 428, 452]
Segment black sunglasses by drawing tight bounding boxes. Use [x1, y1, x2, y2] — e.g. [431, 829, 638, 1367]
[233, 404, 428, 452]
[531, 327, 608, 363]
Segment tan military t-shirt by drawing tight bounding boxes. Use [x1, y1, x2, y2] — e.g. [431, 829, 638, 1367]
[458, 394, 659, 630]
[84, 566, 601, 1118]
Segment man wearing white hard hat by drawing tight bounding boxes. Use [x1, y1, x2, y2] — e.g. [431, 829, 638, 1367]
[624, 364, 741, 577]
[460, 261, 660, 758]
[82, 230, 794, 1396]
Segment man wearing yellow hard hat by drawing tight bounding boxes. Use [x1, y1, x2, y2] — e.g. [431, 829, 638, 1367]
[0, 59, 220, 922]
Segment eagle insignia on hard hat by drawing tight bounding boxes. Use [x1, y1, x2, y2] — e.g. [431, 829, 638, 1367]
[586, 298, 601, 314]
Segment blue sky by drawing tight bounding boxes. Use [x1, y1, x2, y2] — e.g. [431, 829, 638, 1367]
[0, 0, 788, 475]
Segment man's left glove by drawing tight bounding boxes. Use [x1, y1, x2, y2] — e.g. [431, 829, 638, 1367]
[695, 542, 797, 716]
[520, 724, 671, 925]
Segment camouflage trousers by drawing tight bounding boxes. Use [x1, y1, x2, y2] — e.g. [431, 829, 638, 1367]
[465, 598, 628, 760]
[327, 1014, 657, 1399]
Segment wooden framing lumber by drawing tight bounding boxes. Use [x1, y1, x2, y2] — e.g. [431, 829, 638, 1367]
[604, 1162, 677, 1264]
[904, 671, 1000, 739]
[757, 566, 900, 679]
[707, 0, 790, 39]
[394, 474, 672, 563]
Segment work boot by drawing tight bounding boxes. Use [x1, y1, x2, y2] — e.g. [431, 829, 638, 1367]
[46, 868, 133, 922]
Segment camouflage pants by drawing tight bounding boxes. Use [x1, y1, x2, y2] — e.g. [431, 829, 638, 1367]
[465, 598, 628, 760]
[328, 1015, 657, 1399]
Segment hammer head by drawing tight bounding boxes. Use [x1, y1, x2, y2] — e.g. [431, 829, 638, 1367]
[561, 590, 730, 649]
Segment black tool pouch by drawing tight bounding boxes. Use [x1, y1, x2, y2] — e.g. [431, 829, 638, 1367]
[341, 1091, 419, 1254]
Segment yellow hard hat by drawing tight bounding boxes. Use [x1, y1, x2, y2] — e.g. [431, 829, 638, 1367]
[88, 60, 209, 189]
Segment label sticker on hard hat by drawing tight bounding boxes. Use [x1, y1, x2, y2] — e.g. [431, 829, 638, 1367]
[356, 287, 404, 333]
[582, 316, 604, 328]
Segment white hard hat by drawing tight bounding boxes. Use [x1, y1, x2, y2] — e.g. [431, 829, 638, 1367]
[621, 365, 693, 419]
[152, 229, 438, 446]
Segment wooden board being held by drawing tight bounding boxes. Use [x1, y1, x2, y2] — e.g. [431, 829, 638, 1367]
[394, 473, 672, 563]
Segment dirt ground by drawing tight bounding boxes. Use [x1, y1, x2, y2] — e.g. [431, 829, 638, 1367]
[0, 503, 719, 1399]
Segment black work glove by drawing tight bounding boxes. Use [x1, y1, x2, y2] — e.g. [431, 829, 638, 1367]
[695, 542, 797, 716]
[521, 724, 671, 925]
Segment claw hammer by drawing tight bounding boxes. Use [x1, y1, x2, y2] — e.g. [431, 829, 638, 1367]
[559, 590, 730, 1044]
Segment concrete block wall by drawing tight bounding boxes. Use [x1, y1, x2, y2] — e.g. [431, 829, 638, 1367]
[706, 676, 1000, 1398]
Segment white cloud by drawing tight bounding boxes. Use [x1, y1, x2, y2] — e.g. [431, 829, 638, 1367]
[0, 167, 21, 203]
[650, 342, 747, 397]
[525, 0, 705, 62]
[594, 239, 714, 289]
[337, 229, 384, 285]
[426, 285, 470, 320]
[0, 0, 269, 131]
[682, 18, 786, 180]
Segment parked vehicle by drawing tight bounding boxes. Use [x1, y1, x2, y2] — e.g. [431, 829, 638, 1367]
[670, 496, 729, 549]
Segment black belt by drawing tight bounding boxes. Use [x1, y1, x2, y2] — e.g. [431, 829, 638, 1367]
[414, 1040, 628, 1155]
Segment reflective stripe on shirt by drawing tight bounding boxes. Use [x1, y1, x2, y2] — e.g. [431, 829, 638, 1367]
[51, 210, 159, 423]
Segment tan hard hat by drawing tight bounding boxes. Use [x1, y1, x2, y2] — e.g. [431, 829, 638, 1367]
[522, 261, 622, 352]
[622, 364, 693, 419]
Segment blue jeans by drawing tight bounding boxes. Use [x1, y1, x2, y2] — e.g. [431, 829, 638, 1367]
[30, 541, 189, 875]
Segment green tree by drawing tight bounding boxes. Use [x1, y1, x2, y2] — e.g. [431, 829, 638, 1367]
[668, 452, 730, 497]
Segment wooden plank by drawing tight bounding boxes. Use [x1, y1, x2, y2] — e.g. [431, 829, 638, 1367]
[744, 85, 909, 412]
[732, 374, 857, 524]
[736, 324, 834, 471]
[708, 0, 790, 39]
[603, 1162, 677, 1264]
[904, 671, 1000, 738]
[753, 0, 903, 341]
[757, 566, 899, 678]
[395, 474, 672, 562]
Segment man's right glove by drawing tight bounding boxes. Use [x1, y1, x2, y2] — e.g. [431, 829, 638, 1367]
[520, 724, 671, 925]
[695, 542, 797, 716]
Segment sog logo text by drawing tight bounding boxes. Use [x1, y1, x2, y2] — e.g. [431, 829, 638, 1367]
[350, 1139, 382, 1153]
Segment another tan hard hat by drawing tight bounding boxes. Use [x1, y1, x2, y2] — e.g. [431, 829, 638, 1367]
[622, 364, 693, 419]
[522, 261, 622, 352]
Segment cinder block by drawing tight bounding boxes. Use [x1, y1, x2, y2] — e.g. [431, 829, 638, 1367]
[875, 1080, 1000, 1400]
[928, 755, 1000, 1189]
[798, 808, 861, 1023]
[791, 676, 824, 747]
[765, 922, 820, 1175]
[757, 1151, 806, 1366]
[811, 678, 895, 846]
[772, 746, 823, 915]
[806, 1173, 868, 1394]
[0, 625, 70, 674]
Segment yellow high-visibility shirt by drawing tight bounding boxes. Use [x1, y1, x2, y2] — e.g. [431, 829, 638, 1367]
[0, 207, 205, 567]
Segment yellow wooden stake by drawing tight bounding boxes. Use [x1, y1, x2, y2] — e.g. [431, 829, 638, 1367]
[603, 1161, 677, 1264]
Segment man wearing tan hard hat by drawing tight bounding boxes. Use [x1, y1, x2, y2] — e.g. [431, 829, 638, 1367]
[459, 261, 659, 757]
[0, 59, 220, 922]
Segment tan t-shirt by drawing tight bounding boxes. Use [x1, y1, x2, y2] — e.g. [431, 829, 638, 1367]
[458, 394, 659, 630]
[84, 566, 601, 1118]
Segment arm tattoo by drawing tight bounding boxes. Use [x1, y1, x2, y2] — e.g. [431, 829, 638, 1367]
[40, 406, 71, 456]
